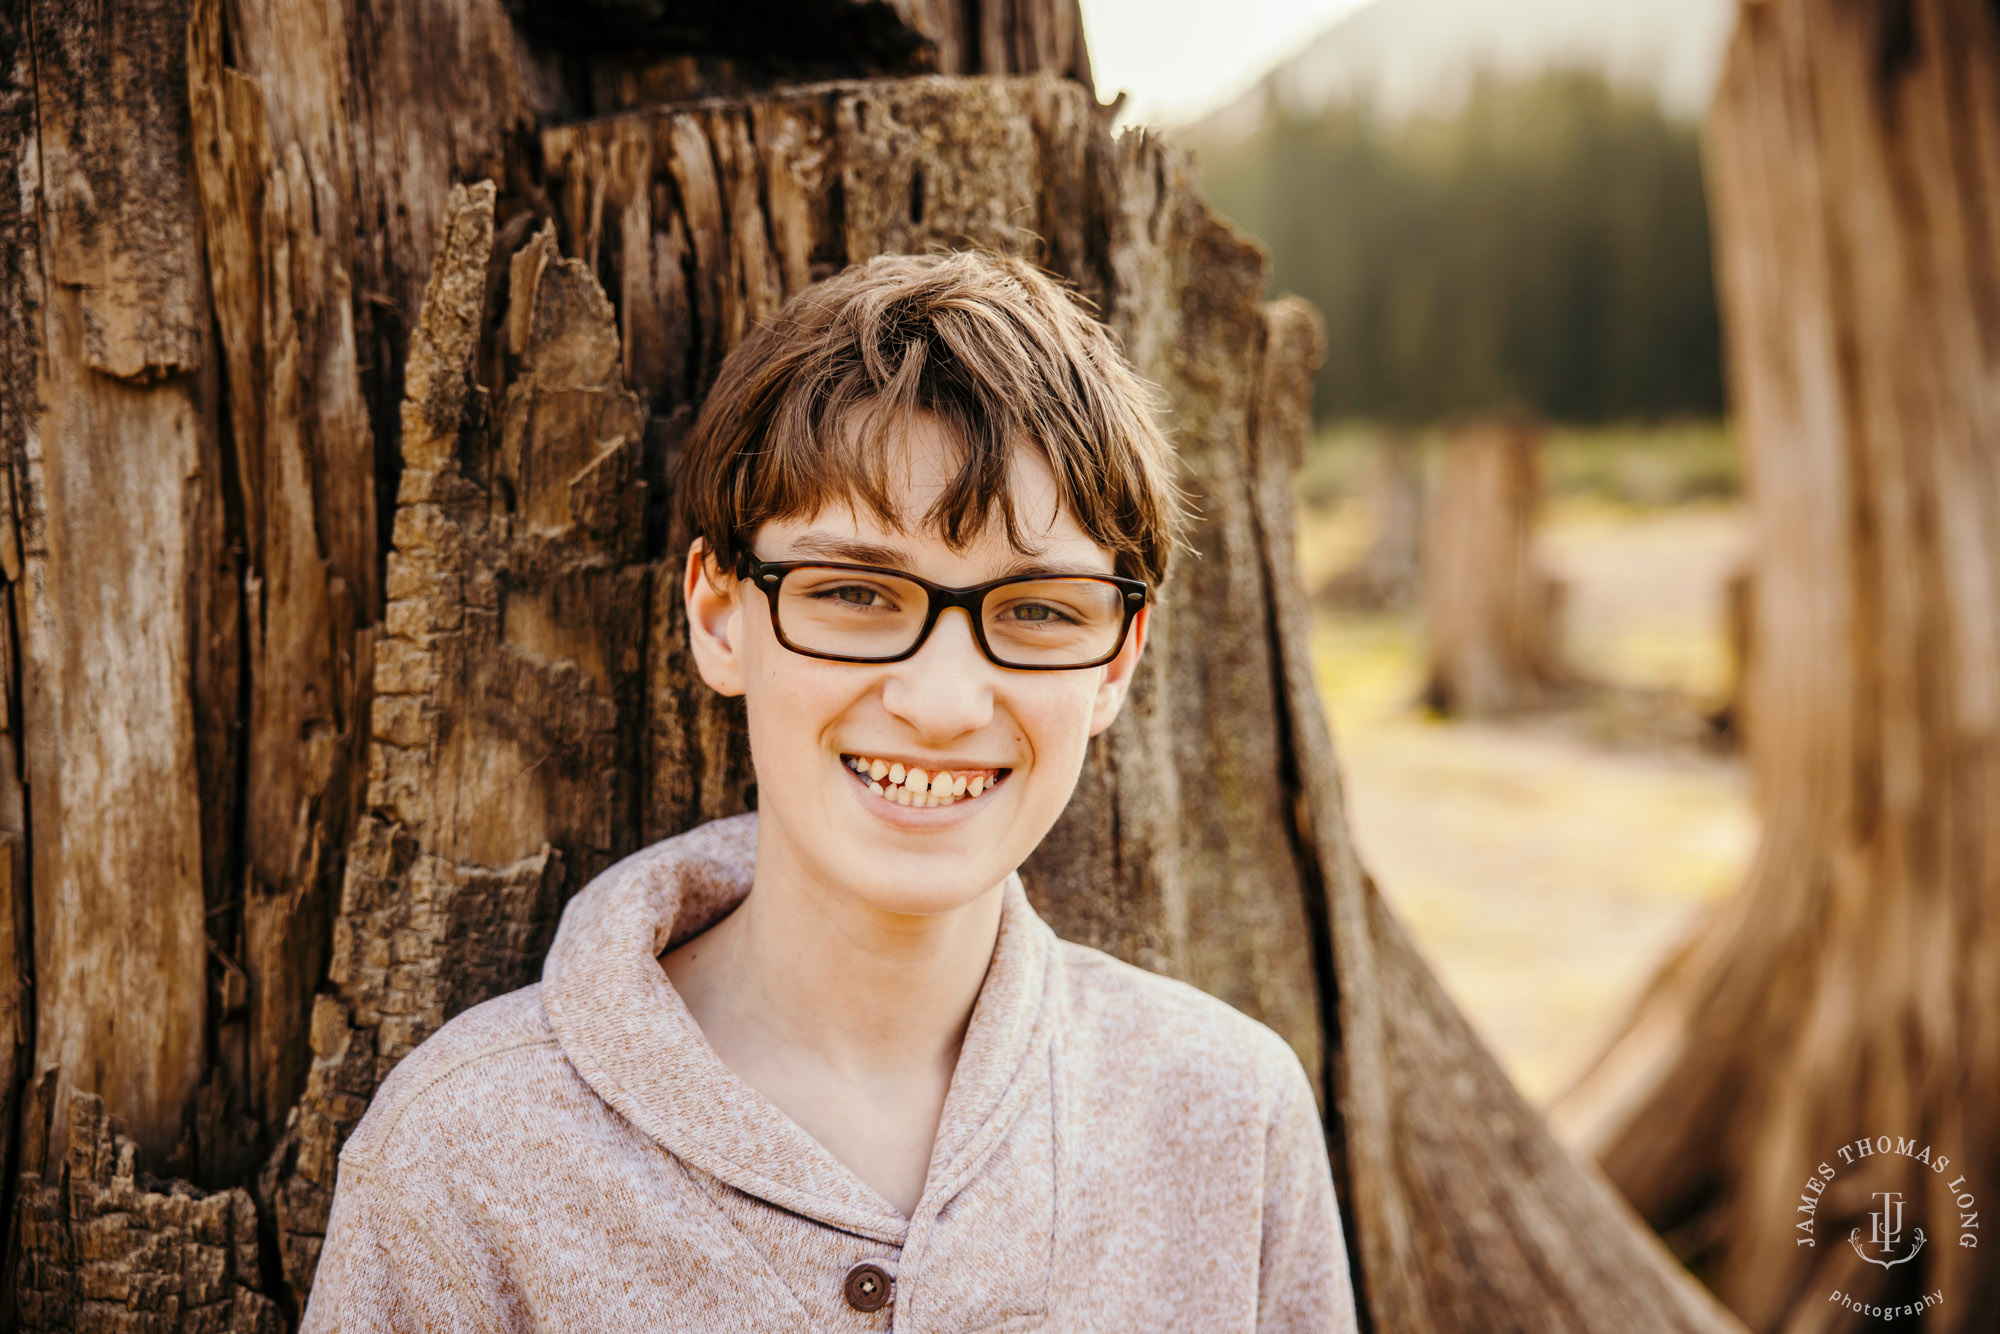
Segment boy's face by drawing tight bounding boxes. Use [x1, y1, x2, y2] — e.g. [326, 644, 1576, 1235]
[683, 413, 1150, 919]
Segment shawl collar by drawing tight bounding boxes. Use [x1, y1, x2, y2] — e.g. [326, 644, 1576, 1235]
[540, 812, 1059, 1245]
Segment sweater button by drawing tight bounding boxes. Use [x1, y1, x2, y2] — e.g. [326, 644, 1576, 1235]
[843, 1261, 893, 1313]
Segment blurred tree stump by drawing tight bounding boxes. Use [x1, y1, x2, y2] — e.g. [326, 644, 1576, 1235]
[1554, 2, 2000, 1329]
[0, 2, 1742, 1330]
[1421, 419, 1571, 716]
[1316, 431, 1424, 611]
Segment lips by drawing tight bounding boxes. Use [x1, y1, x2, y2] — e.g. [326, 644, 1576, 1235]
[840, 753, 1011, 808]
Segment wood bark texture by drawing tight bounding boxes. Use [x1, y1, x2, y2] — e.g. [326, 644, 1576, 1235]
[1553, 1, 2000, 1329]
[12, 1095, 282, 1331]
[0, 1, 1740, 1329]
[1420, 420, 1570, 717]
[7, 0, 222, 1198]
[505, 0, 1092, 111]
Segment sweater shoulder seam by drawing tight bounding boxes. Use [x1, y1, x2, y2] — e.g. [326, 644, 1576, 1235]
[346, 1032, 563, 1168]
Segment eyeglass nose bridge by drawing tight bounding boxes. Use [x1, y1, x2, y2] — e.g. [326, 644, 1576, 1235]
[920, 585, 1025, 667]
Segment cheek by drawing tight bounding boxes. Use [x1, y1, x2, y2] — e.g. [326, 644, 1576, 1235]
[742, 644, 851, 765]
[1014, 675, 1105, 771]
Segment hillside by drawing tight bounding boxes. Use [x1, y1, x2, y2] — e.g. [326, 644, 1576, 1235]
[1189, 0, 1735, 137]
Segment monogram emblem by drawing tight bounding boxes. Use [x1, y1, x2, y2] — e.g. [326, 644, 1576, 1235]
[1848, 1190, 1926, 1269]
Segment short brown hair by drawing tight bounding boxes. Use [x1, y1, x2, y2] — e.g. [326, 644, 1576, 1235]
[676, 250, 1186, 587]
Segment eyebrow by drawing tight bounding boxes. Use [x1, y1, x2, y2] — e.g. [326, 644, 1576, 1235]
[775, 532, 1106, 579]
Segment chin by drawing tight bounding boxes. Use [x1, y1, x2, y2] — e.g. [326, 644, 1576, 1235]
[816, 837, 1010, 916]
[851, 881, 997, 918]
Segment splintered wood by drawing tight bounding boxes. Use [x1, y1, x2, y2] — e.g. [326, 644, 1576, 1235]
[272, 182, 649, 1301]
[12, 1095, 282, 1332]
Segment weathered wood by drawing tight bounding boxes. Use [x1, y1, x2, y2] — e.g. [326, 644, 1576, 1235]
[1073, 178, 1327, 1061]
[195, 0, 543, 1152]
[12, 0, 220, 1173]
[270, 182, 651, 1303]
[507, 0, 1084, 62]
[187, 0, 371, 1160]
[509, 0, 1091, 112]
[0, 5, 39, 1290]
[1554, 1, 2000, 1328]
[11, 1095, 280, 1332]
[1421, 419, 1570, 717]
[233, 0, 535, 334]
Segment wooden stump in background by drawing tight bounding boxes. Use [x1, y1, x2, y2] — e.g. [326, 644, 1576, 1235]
[1420, 419, 1570, 716]
[1554, 2, 2000, 1329]
[1317, 432, 1424, 611]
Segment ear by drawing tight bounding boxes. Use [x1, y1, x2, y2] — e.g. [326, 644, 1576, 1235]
[683, 537, 747, 698]
[1087, 604, 1150, 737]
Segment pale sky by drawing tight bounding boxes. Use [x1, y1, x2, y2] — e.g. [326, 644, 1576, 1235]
[1079, 0, 1375, 126]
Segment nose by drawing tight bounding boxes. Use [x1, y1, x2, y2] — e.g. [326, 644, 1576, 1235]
[879, 607, 996, 739]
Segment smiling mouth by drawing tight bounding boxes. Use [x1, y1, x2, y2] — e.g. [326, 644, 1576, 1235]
[841, 754, 1012, 808]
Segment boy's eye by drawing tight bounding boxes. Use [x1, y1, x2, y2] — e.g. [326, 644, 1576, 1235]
[1001, 602, 1070, 624]
[802, 580, 903, 611]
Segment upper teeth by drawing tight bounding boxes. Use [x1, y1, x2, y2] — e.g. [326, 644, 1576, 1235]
[844, 755, 1004, 807]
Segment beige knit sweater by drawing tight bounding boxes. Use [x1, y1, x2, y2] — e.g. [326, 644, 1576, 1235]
[300, 813, 1360, 1332]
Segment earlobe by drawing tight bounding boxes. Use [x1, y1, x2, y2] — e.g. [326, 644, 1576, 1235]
[683, 538, 747, 698]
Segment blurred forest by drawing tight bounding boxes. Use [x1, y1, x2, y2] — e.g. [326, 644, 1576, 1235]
[1190, 70, 1723, 426]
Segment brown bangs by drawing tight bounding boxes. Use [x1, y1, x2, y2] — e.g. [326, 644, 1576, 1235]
[678, 251, 1187, 587]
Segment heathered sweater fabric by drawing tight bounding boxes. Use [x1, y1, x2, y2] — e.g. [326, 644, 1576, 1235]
[301, 813, 1360, 1332]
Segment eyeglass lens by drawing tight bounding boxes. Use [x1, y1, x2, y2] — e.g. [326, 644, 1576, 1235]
[774, 566, 1128, 666]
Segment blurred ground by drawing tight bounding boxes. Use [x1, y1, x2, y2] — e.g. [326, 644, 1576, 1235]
[1298, 425, 1759, 1103]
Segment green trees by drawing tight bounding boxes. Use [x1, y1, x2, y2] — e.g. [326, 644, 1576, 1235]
[1192, 69, 1722, 425]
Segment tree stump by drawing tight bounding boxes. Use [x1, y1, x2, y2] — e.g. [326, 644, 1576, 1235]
[1420, 419, 1570, 717]
[1554, 2, 2000, 1329]
[1316, 432, 1424, 612]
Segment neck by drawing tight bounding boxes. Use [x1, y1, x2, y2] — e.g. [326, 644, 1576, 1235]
[667, 833, 1007, 1079]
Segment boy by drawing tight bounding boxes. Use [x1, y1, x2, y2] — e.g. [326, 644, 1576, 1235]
[302, 251, 1360, 1331]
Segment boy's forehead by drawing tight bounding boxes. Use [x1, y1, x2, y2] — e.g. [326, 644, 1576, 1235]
[871, 408, 1048, 491]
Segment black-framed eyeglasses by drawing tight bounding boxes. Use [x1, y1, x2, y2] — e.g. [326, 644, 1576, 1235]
[734, 551, 1149, 670]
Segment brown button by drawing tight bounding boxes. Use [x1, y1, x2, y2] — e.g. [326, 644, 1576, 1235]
[842, 1261, 893, 1313]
